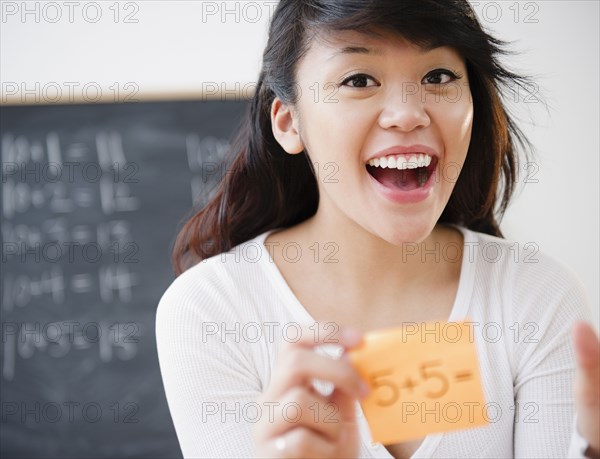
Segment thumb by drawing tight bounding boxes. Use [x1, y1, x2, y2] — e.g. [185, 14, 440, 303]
[572, 321, 600, 373]
[572, 321, 600, 407]
[572, 321, 600, 455]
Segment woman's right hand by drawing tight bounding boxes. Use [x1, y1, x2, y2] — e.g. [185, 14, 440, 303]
[572, 321, 600, 458]
[252, 324, 371, 458]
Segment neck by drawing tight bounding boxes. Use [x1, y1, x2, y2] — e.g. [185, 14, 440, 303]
[292, 210, 464, 311]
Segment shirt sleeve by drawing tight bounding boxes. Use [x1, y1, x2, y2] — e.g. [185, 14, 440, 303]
[155, 263, 263, 458]
[510, 258, 594, 458]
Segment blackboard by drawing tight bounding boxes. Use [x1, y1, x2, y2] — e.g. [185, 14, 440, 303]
[0, 100, 249, 458]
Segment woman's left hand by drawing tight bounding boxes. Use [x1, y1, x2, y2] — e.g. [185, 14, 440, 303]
[572, 321, 600, 457]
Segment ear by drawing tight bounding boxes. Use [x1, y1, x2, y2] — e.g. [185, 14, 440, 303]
[271, 97, 305, 154]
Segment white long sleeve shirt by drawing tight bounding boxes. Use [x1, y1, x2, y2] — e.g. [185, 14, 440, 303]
[156, 225, 595, 458]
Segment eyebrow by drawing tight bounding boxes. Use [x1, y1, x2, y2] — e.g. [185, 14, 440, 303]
[327, 44, 438, 61]
[327, 46, 384, 61]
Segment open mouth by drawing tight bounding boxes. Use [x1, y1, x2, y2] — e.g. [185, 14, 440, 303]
[366, 155, 437, 191]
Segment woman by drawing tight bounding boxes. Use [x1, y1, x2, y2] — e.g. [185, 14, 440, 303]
[156, 1, 598, 457]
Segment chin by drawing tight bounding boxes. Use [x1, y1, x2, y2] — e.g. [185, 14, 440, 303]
[383, 219, 437, 246]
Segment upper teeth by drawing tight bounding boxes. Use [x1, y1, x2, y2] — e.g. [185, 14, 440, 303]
[367, 154, 432, 170]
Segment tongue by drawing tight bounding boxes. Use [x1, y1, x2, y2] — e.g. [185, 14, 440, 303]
[369, 167, 424, 191]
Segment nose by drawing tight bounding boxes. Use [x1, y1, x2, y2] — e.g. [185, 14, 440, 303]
[377, 84, 430, 132]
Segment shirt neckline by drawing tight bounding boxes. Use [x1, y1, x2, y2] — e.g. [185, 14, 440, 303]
[253, 224, 478, 458]
[255, 224, 476, 325]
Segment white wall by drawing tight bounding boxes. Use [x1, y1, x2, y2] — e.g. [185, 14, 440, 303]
[2, 1, 598, 323]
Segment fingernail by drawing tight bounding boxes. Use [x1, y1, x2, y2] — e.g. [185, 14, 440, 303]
[359, 381, 371, 398]
[341, 327, 362, 346]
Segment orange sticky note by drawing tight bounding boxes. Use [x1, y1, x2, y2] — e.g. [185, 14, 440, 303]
[347, 320, 488, 444]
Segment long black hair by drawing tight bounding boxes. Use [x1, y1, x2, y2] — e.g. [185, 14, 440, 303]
[172, 0, 538, 276]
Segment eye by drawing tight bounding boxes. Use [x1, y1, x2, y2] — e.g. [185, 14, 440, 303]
[340, 73, 378, 88]
[422, 69, 462, 85]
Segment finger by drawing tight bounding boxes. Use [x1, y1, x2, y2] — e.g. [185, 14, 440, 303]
[328, 387, 362, 455]
[267, 426, 340, 459]
[572, 322, 600, 371]
[269, 324, 368, 399]
[268, 346, 369, 401]
[572, 322, 600, 408]
[265, 386, 344, 443]
[329, 386, 362, 423]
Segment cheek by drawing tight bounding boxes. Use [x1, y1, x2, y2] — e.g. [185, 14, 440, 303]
[432, 95, 474, 156]
[301, 99, 373, 158]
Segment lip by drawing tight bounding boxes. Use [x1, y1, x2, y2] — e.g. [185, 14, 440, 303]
[366, 156, 438, 204]
[366, 144, 440, 162]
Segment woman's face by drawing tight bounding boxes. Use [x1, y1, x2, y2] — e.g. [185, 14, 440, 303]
[272, 29, 473, 244]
